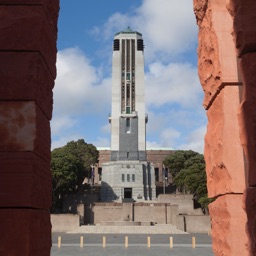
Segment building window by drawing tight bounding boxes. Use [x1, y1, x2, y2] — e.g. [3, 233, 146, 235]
[126, 118, 131, 133]
[122, 174, 125, 182]
[155, 168, 159, 182]
[132, 174, 135, 182]
[126, 72, 130, 80]
[98, 168, 102, 181]
[127, 174, 130, 182]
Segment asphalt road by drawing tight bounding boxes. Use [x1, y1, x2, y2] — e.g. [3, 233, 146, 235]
[51, 233, 214, 256]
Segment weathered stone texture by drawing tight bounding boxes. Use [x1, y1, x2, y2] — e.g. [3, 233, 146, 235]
[0, 0, 59, 254]
[0, 152, 52, 209]
[205, 85, 245, 197]
[0, 5, 57, 77]
[0, 52, 54, 119]
[0, 209, 51, 256]
[243, 187, 256, 255]
[0, 101, 51, 161]
[0, 0, 59, 33]
[194, 0, 222, 109]
[194, 0, 256, 255]
[195, 0, 241, 109]
[209, 194, 249, 256]
[238, 53, 256, 187]
[226, 0, 256, 56]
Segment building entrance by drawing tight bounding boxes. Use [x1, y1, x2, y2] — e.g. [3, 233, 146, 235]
[124, 188, 132, 199]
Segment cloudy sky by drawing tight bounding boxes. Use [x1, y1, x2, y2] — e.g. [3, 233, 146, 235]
[52, 0, 207, 153]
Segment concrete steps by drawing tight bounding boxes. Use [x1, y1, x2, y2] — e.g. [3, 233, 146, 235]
[68, 224, 187, 234]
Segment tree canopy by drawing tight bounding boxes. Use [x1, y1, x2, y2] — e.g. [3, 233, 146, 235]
[163, 150, 214, 210]
[51, 139, 99, 211]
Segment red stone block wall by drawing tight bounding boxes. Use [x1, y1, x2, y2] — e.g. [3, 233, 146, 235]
[194, 0, 256, 255]
[0, 1, 59, 255]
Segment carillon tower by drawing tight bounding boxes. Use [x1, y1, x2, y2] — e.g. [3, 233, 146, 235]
[110, 27, 147, 161]
[101, 28, 156, 202]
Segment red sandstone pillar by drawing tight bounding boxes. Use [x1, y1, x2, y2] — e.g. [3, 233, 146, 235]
[194, 0, 252, 255]
[0, 1, 59, 255]
[227, 0, 256, 254]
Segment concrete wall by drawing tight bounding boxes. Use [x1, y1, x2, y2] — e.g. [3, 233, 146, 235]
[177, 215, 211, 233]
[63, 194, 99, 213]
[91, 202, 177, 225]
[51, 214, 80, 232]
[93, 203, 133, 223]
[134, 203, 177, 224]
[158, 194, 203, 215]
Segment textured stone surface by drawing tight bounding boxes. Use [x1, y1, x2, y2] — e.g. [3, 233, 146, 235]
[0, 152, 51, 209]
[0, 209, 51, 256]
[0, 101, 51, 161]
[227, 0, 256, 56]
[0, 52, 53, 119]
[238, 53, 256, 187]
[243, 187, 256, 255]
[0, 0, 59, 33]
[209, 194, 249, 256]
[0, 1, 58, 255]
[195, 0, 240, 109]
[194, 0, 222, 109]
[0, 5, 57, 77]
[194, 0, 256, 255]
[101, 161, 156, 201]
[204, 85, 245, 197]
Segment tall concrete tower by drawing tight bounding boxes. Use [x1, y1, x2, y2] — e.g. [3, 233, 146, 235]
[101, 28, 156, 202]
[110, 27, 147, 161]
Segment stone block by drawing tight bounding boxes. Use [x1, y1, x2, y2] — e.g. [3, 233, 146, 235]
[211, 0, 241, 84]
[0, 209, 51, 256]
[195, 0, 222, 109]
[0, 5, 57, 77]
[238, 53, 256, 187]
[205, 85, 245, 197]
[243, 187, 256, 254]
[0, 52, 53, 119]
[209, 194, 249, 256]
[0, 151, 51, 178]
[0, 0, 59, 33]
[195, 0, 242, 109]
[227, 0, 256, 56]
[0, 152, 51, 209]
[0, 101, 51, 161]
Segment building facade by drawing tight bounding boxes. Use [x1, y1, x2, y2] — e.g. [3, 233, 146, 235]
[95, 148, 173, 186]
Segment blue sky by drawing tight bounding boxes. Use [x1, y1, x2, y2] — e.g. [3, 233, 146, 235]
[51, 0, 207, 153]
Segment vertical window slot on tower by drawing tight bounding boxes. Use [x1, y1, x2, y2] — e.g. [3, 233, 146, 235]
[126, 118, 131, 133]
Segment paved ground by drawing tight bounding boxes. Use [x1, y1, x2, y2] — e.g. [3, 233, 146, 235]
[51, 233, 214, 256]
[68, 224, 187, 234]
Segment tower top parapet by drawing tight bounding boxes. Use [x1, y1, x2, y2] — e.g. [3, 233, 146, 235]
[115, 26, 142, 37]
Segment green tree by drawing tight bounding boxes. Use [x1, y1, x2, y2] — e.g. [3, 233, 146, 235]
[164, 150, 214, 211]
[51, 139, 99, 211]
[163, 150, 198, 178]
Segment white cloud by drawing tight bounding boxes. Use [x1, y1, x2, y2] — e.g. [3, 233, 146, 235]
[159, 128, 181, 147]
[51, 116, 77, 136]
[101, 123, 111, 134]
[54, 47, 111, 116]
[145, 61, 201, 108]
[146, 140, 162, 148]
[92, 137, 110, 148]
[51, 132, 84, 150]
[178, 125, 206, 153]
[135, 0, 197, 57]
[93, 0, 197, 61]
